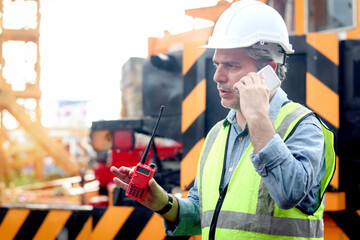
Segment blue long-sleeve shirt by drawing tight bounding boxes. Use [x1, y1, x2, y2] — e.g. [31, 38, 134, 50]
[165, 88, 325, 236]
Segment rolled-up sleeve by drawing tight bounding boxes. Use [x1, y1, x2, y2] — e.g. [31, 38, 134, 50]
[164, 179, 201, 236]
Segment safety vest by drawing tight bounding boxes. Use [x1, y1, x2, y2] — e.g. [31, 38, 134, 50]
[197, 102, 335, 240]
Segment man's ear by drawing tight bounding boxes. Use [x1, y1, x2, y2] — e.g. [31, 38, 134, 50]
[267, 61, 277, 71]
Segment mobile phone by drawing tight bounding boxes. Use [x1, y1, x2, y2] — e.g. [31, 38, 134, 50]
[258, 65, 281, 94]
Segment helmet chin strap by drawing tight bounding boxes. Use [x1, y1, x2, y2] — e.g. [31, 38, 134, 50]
[252, 42, 287, 65]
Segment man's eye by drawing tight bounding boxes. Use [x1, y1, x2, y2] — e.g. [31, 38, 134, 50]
[213, 62, 219, 68]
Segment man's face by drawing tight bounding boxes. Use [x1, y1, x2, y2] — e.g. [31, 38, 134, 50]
[213, 48, 257, 111]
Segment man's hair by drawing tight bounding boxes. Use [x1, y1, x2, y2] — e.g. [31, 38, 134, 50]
[245, 47, 287, 82]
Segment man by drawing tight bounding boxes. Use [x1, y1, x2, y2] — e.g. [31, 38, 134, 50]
[111, 0, 335, 239]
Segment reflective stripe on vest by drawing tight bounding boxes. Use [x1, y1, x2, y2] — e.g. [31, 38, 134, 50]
[202, 210, 323, 238]
[197, 102, 335, 239]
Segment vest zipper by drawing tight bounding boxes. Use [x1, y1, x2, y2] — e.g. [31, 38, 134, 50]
[209, 185, 228, 240]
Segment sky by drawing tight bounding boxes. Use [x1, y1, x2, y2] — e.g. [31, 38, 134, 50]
[39, 0, 219, 127]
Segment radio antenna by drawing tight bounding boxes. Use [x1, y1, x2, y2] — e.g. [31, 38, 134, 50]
[140, 105, 164, 164]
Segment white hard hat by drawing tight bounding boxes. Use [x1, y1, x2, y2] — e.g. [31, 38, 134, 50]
[201, 0, 294, 63]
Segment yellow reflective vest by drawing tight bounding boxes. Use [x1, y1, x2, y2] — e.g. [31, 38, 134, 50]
[197, 102, 335, 240]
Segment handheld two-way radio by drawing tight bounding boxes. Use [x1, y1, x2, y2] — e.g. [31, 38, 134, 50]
[125, 105, 165, 201]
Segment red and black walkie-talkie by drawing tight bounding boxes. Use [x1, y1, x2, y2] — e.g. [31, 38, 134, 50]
[125, 105, 164, 201]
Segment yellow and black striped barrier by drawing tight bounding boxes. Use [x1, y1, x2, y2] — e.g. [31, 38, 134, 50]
[180, 41, 229, 195]
[0, 204, 192, 240]
[0, 204, 92, 240]
[181, 41, 207, 193]
[286, 33, 340, 192]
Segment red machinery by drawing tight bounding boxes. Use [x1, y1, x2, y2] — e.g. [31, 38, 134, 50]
[90, 120, 183, 205]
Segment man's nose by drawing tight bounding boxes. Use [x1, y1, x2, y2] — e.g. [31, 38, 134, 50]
[213, 65, 226, 83]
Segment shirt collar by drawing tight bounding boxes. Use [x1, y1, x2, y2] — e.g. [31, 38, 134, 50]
[223, 109, 235, 127]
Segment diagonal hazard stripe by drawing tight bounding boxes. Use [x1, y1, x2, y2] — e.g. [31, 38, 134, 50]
[63, 210, 92, 240]
[0, 208, 30, 240]
[75, 217, 92, 240]
[181, 138, 205, 190]
[33, 210, 72, 240]
[114, 206, 153, 239]
[0, 208, 8, 225]
[306, 72, 339, 128]
[91, 206, 133, 240]
[182, 79, 206, 133]
[183, 41, 206, 75]
[15, 209, 48, 239]
[137, 214, 166, 240]
[307, 33, 339, 65]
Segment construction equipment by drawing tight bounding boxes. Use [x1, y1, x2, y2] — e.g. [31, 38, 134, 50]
[1, 1, 360, 239]
[0, 0, 81, 182]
